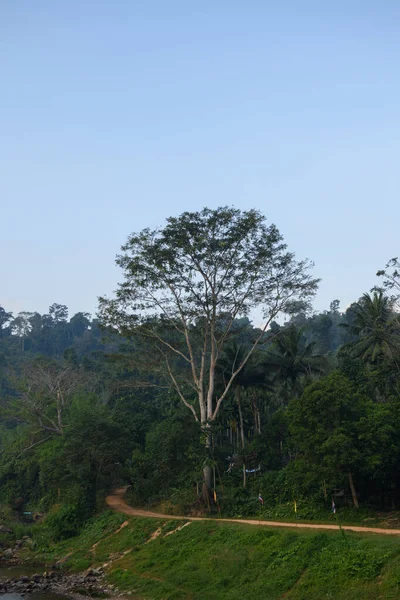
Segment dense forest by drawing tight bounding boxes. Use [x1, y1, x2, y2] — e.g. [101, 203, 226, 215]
[1, 207, 400, 537]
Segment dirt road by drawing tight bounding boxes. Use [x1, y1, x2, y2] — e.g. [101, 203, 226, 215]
[105, 487, 400, 536]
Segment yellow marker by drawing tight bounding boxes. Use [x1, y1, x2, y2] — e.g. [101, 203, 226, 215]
[294, 500, 297, 513]
[213, 490, 217, 502]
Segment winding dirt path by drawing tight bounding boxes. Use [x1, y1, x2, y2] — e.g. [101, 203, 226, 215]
[106, 487, 400, 536]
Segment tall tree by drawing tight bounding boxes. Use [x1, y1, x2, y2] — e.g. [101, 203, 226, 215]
[48, 303, 69, 325]
[99, 207, 318, 493]
[342, 292, 400, 365]
[0, 307, 13, 339]
[289, 373, 365, 508]
[377, 257, 400, 307]
[11, 312, 33, 350]
[69, 312, 91, 337]
[289, 372, 397, 509]
[4, 358, 90, 444]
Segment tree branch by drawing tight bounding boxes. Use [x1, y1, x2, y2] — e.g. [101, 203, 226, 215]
[164, 356, 199, 422]
[17, 436, 51, 458]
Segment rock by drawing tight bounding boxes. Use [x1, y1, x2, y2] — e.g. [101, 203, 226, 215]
[0, 525, 12, 534]
[83, 566, 103, 577]
[0, 567, 108, 598]
[3, 548, 13, 558]
[33, 512, 43, 521]
[55, 552, 72, 567]
[49, 571, 59, 579]
[24, 538, 34, 546]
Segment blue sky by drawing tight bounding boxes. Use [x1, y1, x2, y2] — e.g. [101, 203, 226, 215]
[1, 1, 400, 319]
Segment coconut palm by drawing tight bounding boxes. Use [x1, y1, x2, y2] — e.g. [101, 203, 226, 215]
[343, 292, 400, 364]
[266, 325, 328, 398]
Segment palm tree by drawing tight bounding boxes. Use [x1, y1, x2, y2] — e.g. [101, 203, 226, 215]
[342, 292, 400, 364]
[266, 325, 328, 399]
[217, 344, 270, 487]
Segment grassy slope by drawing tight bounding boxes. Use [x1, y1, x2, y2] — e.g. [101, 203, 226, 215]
[24, 512, 400, 600]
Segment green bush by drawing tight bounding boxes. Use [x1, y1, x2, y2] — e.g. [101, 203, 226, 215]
[41, 502, 89, 541]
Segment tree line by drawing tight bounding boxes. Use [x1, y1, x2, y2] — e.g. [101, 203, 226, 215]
[1, 207, 400, 534]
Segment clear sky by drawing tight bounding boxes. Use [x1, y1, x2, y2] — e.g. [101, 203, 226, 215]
[1, 1, 400, 319]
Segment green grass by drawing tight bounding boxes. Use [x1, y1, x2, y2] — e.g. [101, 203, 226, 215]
[19, 511, 400, 599]
[107, 523, 400, 600]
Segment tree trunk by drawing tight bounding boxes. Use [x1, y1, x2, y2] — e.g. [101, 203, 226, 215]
[252, 398, 257, 435]
[202, 423, 212, 505]
[235, 386, 246, 488]
[251, 395, 261, 435]
[203, 465, 212, 500]
[236, 388, 245, 450]
[348, 472, 359, 509]
[322, 480, 327, 501]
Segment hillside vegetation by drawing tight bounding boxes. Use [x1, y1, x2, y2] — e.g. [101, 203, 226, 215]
[19, 511, 400, 600]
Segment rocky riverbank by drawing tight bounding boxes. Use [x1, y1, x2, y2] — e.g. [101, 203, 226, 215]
[0, 566, 122, 598]
[0, 531, 122, 598]
[0, 526, 132, 599]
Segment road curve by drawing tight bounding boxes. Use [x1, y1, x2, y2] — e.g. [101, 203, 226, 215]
[105, 487, 400, 536]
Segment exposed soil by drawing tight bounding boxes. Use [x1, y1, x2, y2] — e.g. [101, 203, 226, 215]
[106, 487, 400, 536]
